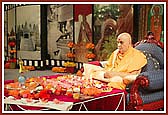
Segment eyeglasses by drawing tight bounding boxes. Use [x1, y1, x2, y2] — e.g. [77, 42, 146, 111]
[117, 41, 123, 44]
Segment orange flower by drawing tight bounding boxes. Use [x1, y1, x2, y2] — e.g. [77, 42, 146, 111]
[10, 49, 16, 53]
[76, 70, 83, 77]
[8, 89, 20, 98]
[19, 89, 31, 98]
[86, 43, 95, 50]
[85, 53, 96, 59]
[52, 67, 66, 72]
[23, 66, 35, 71]
[66, 52, 75, 58]
[67, 41, 74, 48]
[34, 92, 40, 99]
[81, 87, 102, 96]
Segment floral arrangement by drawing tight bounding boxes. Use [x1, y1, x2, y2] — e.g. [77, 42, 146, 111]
[81, 87, 102, 96]
[7, 89, 20, 99]
[63, 61, 76, 73]
[67, 41, 74, 48]
[8, 41, 16, 47]
[66, 52, 75, 58]
[86, 42, 95, 51]
[39, 89, 52, 101]
[9, 37, 16, 56]
[85, 42, 96, 61]
[23, 66, 35, 71]
[5, 75, 115, 102]
[5, 34, 17, 68]
[8, 58, 17, 63]
[9, 49, 16, 54]
[66, 41, 75, 61]
[52, 67, 66, 73]
[85, 53, 96, 59]
[8, 36, 16, 47]
[63, 61, 76, 67]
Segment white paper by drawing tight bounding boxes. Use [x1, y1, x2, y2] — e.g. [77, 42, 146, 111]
[83, 63, 104, 80]
[4, 98, 73, 111]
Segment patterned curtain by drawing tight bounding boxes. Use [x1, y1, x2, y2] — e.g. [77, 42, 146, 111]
[138, 5, 151, 41]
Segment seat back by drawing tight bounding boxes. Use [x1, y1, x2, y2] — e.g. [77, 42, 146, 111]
[135, 43, 164, 70]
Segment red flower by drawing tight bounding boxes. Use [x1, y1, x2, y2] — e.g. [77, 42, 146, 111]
[39, 90, 51, 100]
[5, 62, 10, 69]
[8, 41, 16, 47]
[9, 58, 17, 63]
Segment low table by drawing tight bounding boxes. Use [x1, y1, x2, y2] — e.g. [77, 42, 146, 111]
[3, 74, 127, 111]
[4, 90, 126, 111]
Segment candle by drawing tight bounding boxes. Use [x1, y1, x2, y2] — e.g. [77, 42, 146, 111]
[57, 60, 60, 66]
[41, 61, 43, 67]
[62, 61, 65, 66]
[24, 60, 27, 66]
[46, 60, 49, 65]
[29, 61, 32, 66]
[51, 60, 55, 66]
[34, 61, 38, 67]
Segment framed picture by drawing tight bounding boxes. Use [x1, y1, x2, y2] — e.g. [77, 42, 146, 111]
[74, 4, 93, 62]
[16, 5, 41, 60]
[47, 4, 74, 60]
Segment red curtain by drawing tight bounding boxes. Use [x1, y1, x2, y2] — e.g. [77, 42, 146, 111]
[74, 4, 92, 21]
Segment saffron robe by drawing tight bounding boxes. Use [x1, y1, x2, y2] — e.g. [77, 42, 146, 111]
[85, 47, 147, 89]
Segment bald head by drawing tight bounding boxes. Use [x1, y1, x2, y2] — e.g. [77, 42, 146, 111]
[117, 32, 132, 44]
[117, 33, 132, 54]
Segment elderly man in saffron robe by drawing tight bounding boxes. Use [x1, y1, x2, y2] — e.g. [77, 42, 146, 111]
[83, 32, 147, 89]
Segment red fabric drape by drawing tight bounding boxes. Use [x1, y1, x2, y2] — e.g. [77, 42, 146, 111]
[74, 4, 92, 21]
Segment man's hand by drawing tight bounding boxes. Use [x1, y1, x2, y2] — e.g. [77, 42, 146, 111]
[104, 71, 121, 78]
[104, 71, 113, 78]
[123, 78, 131, 85]
[104, 71, 131, 78]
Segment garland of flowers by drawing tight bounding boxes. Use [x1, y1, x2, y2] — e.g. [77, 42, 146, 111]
[65, 41, 76, 73]
[85, 43, 96, 61]
[5, 75, 108, 101]
[7, 35, 17, 68]
[66, 41, 75, 61]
